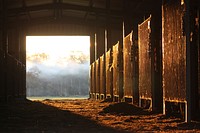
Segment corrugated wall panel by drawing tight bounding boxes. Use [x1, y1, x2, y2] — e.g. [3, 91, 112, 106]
[138, 16, 152, 99]
[20, 30, 26, 98]
[0, 52, 4, 100]
[19, 30, 26, 65]
[7, 55, 14, 99]
[20, 64, 24, 97]
[106, 49, 113, 98]
[2, 28, 27, 100]
[27, 23, 90, 36]
[0, 31, 2, 50]
[0, 30, 4, 101]
[8, 30, 20, 60]
[22, 64, 26, 97]
[6, 55, 24, 99]
[162, 0, 186, 101]
[16, 63, 19, 97]
[13, 61, 18, 97]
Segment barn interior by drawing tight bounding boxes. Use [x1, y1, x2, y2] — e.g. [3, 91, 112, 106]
[0, 0, 200, 131]
[0, 0, 162, 102]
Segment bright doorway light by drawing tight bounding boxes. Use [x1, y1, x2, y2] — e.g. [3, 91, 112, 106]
[26, 36, 90, 100]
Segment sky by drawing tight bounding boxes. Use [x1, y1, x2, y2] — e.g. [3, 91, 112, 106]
[26, 36, 90, 70]
[26, 36, 90, 57]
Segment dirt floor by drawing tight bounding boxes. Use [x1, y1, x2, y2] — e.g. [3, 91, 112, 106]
[1, 99, 200, 133]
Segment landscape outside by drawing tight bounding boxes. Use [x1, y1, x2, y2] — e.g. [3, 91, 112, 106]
[26, 36, 90, 98]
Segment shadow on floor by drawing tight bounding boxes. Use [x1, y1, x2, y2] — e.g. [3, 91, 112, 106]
[0, 100, 128, 133]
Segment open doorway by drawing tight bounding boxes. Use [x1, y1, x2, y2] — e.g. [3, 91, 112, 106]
[26, 36, 90, 100]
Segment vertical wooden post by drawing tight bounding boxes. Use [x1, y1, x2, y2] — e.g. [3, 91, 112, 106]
[185, 0, 191, 122]
[2, 0, 8, 102]
[104, 29, 107, 98]
[0, 0, 3, 101]
[105, 29, 107, 53]
[94, 33, 97, 60]
[105, 0, 110, 98]
[162, 0, 165, 115]
[90, 32, 95, 64]
[151, 0, 163, 112]
[198, 8, 200, 116]
[186, 0, 199, 121]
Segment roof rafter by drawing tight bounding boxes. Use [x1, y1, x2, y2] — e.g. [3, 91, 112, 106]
[84, 0, 93, 21]
[8, 3, 123, 17]
[22, 0, 31, 20]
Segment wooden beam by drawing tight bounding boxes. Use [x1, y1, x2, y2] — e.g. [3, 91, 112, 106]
[8, 3, 123, 17]
[6, 15, 122, 31]
[84, 0, 93, 21]
[22, 0, 31, 20]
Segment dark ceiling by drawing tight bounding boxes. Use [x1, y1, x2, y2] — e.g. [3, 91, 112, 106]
[1, 0, 156, 28]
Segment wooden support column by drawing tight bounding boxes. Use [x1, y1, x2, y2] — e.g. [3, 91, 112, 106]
[90, 32, 95, 64]
[105, 0, 110, 53]
[2, 0, 8, 102]
[103, 0, 110, 98]
[94, 33, 97, 60]
[103, 29, 107, 98]
[0, 0, 3, 101]
[186, 0, 200, 121]
[151, 0, 162, 112]
[185, 0, 192, 122]
[105, 30, 108, 53]
[198, 8, 200, 116]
